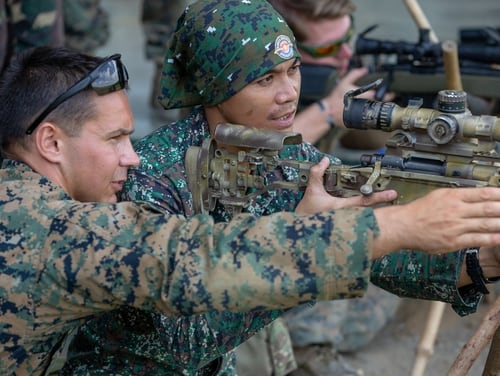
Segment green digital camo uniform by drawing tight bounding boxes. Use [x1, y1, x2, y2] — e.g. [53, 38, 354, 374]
[121, 106, 483, 369]
[0, 0, 63, 73]
[116, 0, 482, 375]
[1, 157, 383, 376]
[64, 1, 302, 374]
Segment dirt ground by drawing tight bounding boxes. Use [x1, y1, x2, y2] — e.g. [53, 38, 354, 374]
[341, 295, 497, 376]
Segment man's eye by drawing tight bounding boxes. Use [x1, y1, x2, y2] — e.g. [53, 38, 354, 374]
[257, 75, 272, 85]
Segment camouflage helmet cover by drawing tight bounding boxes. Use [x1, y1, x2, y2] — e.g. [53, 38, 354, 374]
[159, 0, 300, 109]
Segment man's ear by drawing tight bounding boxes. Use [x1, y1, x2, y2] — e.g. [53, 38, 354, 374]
[34, 122, 65, 163]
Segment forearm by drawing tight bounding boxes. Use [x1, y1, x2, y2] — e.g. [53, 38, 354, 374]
[58, 203, 376, 316]
[372, 187, 500, 256]
[371, 204, 411, 258]
[371, 249, 482, 316]
[371, 246, 500, 317]
[163, 208, 375, 313]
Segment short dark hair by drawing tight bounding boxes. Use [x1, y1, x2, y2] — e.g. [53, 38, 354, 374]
[0, 46, 104, 156]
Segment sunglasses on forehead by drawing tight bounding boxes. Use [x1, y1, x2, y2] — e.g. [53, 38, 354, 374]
[297, 16, 354, 58]
[25, 53, 129, 135]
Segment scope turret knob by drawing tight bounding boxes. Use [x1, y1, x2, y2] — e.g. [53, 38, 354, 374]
[437, 90, 467, 113]
[427, 115, 458, 144]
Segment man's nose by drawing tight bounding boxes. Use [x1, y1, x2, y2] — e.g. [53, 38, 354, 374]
[122, 140, 140, 167]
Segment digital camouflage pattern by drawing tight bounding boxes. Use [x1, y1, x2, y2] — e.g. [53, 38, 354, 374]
[158, 0, 300, 109]
[60, 306, 281, 375]
[62, 108, 302, 376]
[132, 2, 305, 368]
[122, 107, 340, 375]
[0, 0, 64, 73]
[0, 158, 382, 375]
[8, 1, 480, 374]
[123, 108, 484, 373]
[121, 0, 481, 373]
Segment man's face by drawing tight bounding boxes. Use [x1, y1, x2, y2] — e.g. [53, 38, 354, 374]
[298, 14, 353, 76]
[215, 58, 301, 133]
[58, 91, 139, 203]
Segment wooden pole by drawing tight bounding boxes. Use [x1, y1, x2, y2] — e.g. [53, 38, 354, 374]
[411, 301, 446, 376]
[411, 27, 465, 376]
[403, 0, 439, 43]
[442, 40, 463, 90]
[483, 326, 500, 376]
[447, 297, 500, 375]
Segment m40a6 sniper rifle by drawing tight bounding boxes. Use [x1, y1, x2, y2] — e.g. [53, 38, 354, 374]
[185, 80, 500, 216]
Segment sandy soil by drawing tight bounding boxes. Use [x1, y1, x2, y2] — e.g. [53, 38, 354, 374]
[342, 296, 497, 376]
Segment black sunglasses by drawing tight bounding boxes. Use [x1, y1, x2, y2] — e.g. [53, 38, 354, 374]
[26, 53, 129, 135]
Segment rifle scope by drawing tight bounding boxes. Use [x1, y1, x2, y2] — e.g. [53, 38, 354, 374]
[459, 27, 500, 45]
[343, 80, 500, 145]
[355, 29, 500, 64]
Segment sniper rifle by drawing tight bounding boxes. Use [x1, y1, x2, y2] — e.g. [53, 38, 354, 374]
[185, 80, 500, 216]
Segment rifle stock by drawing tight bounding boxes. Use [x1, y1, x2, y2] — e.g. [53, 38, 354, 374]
[185, 84, 500, 216]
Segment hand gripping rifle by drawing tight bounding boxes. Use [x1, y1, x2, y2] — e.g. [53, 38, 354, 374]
[185, 80, 500, 216]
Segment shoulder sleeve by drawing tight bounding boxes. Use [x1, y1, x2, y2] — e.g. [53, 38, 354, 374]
[39, 202, 375, 316]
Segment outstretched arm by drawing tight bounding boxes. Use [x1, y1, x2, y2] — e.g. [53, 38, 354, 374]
[299, 157, 500, 314]
[297, 157, 500, 258]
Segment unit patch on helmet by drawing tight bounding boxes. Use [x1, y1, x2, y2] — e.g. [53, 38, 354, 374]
[274, 35, 294, 59]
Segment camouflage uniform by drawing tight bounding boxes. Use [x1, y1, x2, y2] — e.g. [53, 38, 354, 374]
[57, 1, 485, 375]
[63, 0, 110, 54]
[129, 1, 481, 375]
[47, 103, 480, 375]
[0, 0, 64, 73]
[0, 157, 389, 375]
[121, 106, 483, 373]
